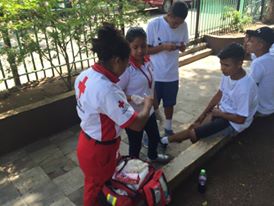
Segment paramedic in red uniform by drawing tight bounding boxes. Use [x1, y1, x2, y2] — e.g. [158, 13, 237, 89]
[74, 24, 153, 206]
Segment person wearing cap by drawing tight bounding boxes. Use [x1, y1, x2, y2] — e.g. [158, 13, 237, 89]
[246, 26, 274, 116]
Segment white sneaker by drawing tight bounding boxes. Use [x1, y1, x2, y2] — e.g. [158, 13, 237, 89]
[147, 154, 171, 164]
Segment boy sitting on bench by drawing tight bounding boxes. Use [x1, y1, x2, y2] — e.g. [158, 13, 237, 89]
[161, 43, 258, 144]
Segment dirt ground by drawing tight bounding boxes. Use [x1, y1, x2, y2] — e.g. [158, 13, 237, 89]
[0, 77, 71, 114]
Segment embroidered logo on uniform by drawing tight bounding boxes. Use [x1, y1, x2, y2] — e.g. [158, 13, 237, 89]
[118, 100, 125, 108]
[118, 100, 129, 114]
[78, 76, 88, 99]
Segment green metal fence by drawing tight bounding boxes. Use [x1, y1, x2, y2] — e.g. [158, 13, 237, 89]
[188, 0, 240, 40]
[0, 29, 96, 91]
[0, 0, 269, 91]
[240, 0, 268, 20]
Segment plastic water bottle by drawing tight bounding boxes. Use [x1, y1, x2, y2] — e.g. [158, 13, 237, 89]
[198, 169, 207, 193]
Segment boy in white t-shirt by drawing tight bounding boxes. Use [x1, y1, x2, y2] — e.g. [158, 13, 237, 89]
[161, 43, 258, 144]
[246, 27, 274, 116]
[146, 1, 189, 136]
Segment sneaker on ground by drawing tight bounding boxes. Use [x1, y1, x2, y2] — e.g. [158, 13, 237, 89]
[142, 132, 148, 149]
[147, 154, 171, 164]
[164, 129, 174, 136]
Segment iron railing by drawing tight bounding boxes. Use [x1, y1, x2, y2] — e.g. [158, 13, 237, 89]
[0, 0, 269, 91]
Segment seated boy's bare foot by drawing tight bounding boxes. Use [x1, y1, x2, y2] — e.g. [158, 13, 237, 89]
[170, 129, 190, 143]
[189, 129, 199, 143]
[190, 135, 199, 143]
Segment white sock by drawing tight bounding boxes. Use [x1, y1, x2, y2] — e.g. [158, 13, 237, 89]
[164, 119, 172, 131]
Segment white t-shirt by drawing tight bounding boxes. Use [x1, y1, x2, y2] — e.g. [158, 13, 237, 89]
[219, 74, 258, 132]
[146, 16, 189, 82]
[117, 57, 154, 114]
[74, 64, 137, 141]
[250, 52, 274, 115]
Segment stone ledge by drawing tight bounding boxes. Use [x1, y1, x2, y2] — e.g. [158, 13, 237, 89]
[179, 48, 213, 67]
[0, 91, 75, 120]
[163, 135, 232, 190]
[0, 91, 79, 155]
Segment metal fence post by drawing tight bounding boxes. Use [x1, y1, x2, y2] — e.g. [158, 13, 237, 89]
[194, 0, 201, 39]
[237, 0, 241, 10]
[260, 0, 265, 20]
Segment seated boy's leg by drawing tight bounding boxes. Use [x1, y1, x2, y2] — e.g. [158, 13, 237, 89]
[168, 129, 192, 143]
[168, 118, 233, 144]
[194, 117, 232, 141]
[189, 112, 214, 130]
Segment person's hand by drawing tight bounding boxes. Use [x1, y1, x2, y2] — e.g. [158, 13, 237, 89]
[143, 95, 153, 110]
[177, 42, 186, 52]
[131, 95, 144, 105]
[162, 43, 177, 51]
[211, 108, 223, 117]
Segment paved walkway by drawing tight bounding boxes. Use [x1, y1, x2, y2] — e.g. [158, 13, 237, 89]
[0, 56, 251, 206]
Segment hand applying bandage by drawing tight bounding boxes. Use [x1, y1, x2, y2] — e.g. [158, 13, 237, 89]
[131, 95, 144, 105]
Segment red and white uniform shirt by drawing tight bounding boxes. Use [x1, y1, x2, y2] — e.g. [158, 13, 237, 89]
[117, 56, 154, 114]
[74, 63, 138, 142]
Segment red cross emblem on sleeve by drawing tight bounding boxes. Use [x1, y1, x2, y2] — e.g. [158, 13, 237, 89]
[118, 100, 125, 108]
[78, 76, 88, 99]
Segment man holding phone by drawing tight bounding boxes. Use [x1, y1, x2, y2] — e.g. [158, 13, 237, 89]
[146, 1, 189, 136]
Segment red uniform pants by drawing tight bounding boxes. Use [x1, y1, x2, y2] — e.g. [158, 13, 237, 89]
[77, 131, 120, 206]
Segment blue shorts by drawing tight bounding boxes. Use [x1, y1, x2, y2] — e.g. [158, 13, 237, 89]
[155, 81, 179, 107]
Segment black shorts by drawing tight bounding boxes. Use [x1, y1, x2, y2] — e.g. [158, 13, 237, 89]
[194, 117, 235, 139]
[155, 80, 179, 107]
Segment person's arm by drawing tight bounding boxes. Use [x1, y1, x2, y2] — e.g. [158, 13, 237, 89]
[194, 90, 222, 124]
[127, 96, 153, 131]
[211, 108, 246, 124]
[147, 43, 177, 55]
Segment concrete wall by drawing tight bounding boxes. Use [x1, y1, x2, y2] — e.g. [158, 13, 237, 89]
[0, 91, 80, 155]
[204, 34, 245, 55]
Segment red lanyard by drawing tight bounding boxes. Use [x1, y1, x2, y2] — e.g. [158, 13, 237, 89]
[132, 63, 153, 89]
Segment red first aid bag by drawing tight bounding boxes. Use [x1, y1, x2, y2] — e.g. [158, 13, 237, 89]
[101, 156, 171, 206]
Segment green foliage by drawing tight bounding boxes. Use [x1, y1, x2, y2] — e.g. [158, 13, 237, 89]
[222, 7, 252, 32]
[0, 0, 147, 90]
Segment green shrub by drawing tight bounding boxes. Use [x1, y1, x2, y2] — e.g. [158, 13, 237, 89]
[222, 7, 252, 32]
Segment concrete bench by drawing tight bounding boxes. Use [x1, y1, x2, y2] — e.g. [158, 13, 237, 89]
[164, 135, 231, 190]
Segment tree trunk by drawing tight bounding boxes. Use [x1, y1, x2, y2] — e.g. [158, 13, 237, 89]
[263, 0, 274, 23]
[2, 29, 21, 87]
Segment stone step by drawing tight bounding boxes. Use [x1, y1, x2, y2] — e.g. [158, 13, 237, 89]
[179, 48, 213, 67]
[179, 42, 208, 57]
